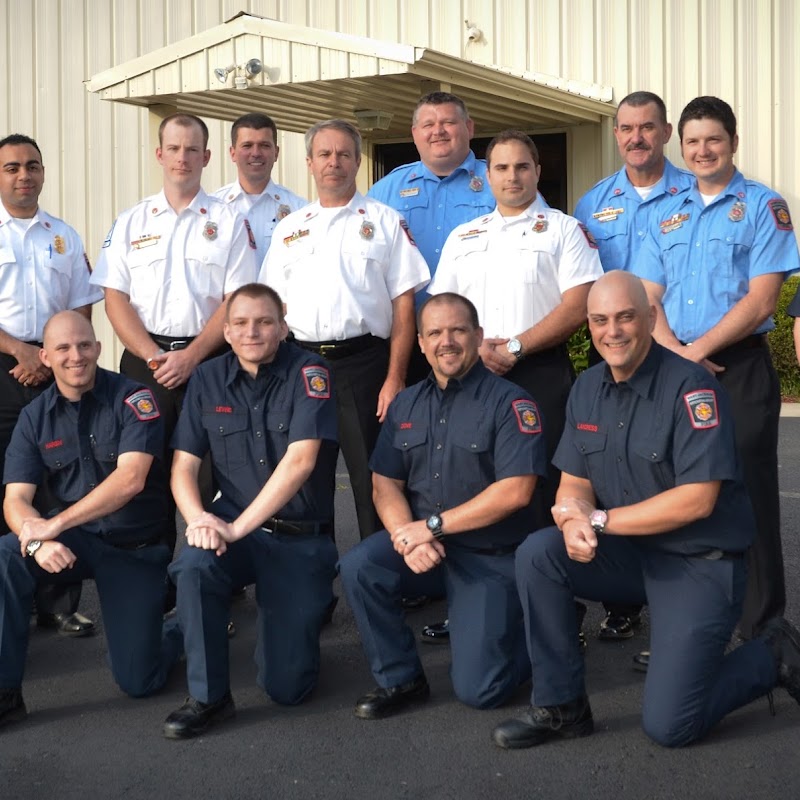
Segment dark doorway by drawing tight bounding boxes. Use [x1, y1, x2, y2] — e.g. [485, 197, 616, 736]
[372, 132, 568, 213]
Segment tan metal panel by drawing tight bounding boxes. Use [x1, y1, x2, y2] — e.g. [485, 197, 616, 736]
[594, 0, 629, 89]
[495, 0, 529, 72]
[628, 0, 666, 100]
[402, 0, 432, 45]
[369, 0, 400, 42]
[528, 0, 562, 76]
[773, 0, 800, 216]
[291, 42, 323, 82]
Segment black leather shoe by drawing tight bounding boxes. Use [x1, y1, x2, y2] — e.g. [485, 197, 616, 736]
[0, 688, 27, 729]
[420, 618, 449, 644]
[322, 596, 339, 627]
[354, 675, 430, 719]
[632, 650, 650, 672]
[227, 620, 236, 638]
[37, 612, 95, 638]
[401, 595, 430, 611]
[163, 692, 236, 739]
[492, 695, 594, 749]
[760, 617, 800, 703]
[598, 611, 640, 641]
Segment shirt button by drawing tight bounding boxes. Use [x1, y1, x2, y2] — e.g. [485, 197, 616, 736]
[259, 458, 266, 465]
[470, 443, 477, 449]
[219, 427, 224, 433]
[89, 483, 96, 489]
[617, 422, 624, 428]
[253, 405, 259, 411]
[435, 443, 442, 450]
[83, 456, 90, 461]
[651, 453, 658, 459]
[277, 423, 284, 430]
[433, 473, 440, 479]
[439, 418, 446, 424]
[687, 299, 694, 305]
[256, 431, 262, 438]
[617, 457, 622, 463]
[436, 503, 442, 510]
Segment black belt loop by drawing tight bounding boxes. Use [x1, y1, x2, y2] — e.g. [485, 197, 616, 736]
[149, 333, 197, 352]
[261, 518, 334, 536]
[294, 334, 382, 361]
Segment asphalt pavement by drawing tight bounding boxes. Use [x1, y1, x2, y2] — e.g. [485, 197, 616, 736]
[3, 418, 800, 799]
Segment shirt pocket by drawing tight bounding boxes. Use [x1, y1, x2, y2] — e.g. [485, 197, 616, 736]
[40, 439, 80, 472]
[341, 236, 390, 290]
[185, 242, 228, 301]
[631, 430, 675, 489]
[127, 244, 168, 304]
[521, 236, 559, 284]
[450, 427, 493, 496]
[202, 410, 249, 472]
[660, 225, 694, 284]
[589, 217, 630, 270]
[0, 246, 15, 268]
[705, 222, 754, 280]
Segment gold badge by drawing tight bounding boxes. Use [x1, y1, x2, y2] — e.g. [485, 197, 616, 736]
[532, 216, 548, 233]
[53, 235, 65, 255]
[360, 220, 375, 240]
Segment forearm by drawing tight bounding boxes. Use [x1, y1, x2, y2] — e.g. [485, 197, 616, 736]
[4, 494, 40, 537]
[440, 476, 537, 535]
[517, 286, 590, 354]
[604, 482, 720, 536]
[386, 291, 415, 382]
[103, 288, 161, 360]
[230, 442, 321, 539]
[372, 475, 414, 534]
[171, 458, 206, 524]
[0, 329, 32, 359]
[183, 302, 227, 364]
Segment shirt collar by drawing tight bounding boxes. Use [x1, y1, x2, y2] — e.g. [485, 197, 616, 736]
[410, 151, 479, 183]
[0, 201, 51, 229]
[600, 340, 662, 399]
[149, 187, 211, 217]
[423, 357, 490, 397]
[224, 341, 292, 387]
[685, 167, 746, 208]
[302, 190, 367, 223]
[44, 366, 111, 412]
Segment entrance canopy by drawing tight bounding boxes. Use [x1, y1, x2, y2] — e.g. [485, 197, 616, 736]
[86, 12, 615, 138]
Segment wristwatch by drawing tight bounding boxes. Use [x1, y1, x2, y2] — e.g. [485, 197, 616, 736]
[506, 338, 524, 360]
[426, 514, 445, 542]
[25, 539, 43, 558]
[589, 509, 608, 535]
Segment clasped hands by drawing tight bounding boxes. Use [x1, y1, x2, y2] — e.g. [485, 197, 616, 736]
[185, 512, 242, 556]
[552, 496, 599, 563]
[389, 520, 445, 574]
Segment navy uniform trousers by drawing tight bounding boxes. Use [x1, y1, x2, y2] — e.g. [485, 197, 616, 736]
[516, 527, 778, 747]
[339, 530, 530, 708]
[0, 529, 181, 696]
[169, 526, 337, 706]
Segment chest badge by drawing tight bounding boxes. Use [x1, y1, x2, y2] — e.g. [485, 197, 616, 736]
[277, 203, 291, 220]
[359, 220, 375, 240]
[728, 201, 746, 222]
[469, 175, 484, 192]
[53, 235, 66, 254]
[531, 216, 548, 234]
[203, 222, 218, 241]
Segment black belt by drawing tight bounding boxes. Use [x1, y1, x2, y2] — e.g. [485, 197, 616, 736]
[106, 533, 164, 551]
[24, 340, 44, 347]
[469, 543, 519, 557]
[696, 549, 744, 561]
[261, 518, 333, 536]
[149, 334, 197, 351]
[681, 334, 767, 357]
[294, 334, 383, 360]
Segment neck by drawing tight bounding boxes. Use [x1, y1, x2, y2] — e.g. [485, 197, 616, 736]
[164, 185, 201, 214]
[7, 205, 38, 220]
[318, 189, 356, 208]
[496, 199, 535, 218]
[239, 176, 270, 195]
[696, 169, 735, 196]
[625, 161, 665, 188]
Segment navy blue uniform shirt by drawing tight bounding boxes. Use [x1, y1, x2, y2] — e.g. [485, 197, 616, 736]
[172, 342, 338, 522]
[370, 360, 547, 549]
[3, 367, 167, 541]
[554, 342, 754, 555]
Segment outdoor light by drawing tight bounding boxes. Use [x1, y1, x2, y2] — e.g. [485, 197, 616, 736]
[213, 59, 264, 89]
[354, 109, 393, 131]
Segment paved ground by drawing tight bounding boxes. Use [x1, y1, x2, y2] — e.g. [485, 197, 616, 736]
[3, 418, 800, 799]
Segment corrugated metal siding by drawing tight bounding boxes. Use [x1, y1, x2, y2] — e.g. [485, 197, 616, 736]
[1, 0, 798, 365]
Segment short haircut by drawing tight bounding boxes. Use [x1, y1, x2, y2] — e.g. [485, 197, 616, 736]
[486, 130, 539, 168]
[412, 92, 470, 126]
[615, 91, 668, 126]
[417, 292, 480, 332]
[678, 96, 737, 142]
[304, 119, 362, 159]
[231, 113, 278, 146]
[158, 113, 209, 148]
[225, 283, 285, 321]
[0, 133, 42, 159]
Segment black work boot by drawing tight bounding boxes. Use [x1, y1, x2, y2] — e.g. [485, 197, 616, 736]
[0, 688, 27, 729]
[492, 695, 594, 749]
[759, 617, 800, 703]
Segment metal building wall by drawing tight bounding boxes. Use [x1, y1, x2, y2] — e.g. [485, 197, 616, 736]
[1, 0, 798, 364]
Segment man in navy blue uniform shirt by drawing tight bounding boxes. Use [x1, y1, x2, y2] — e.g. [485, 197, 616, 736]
[162, 283, 338, 739]
[492, 271, 800, 750]
[339, 292, 546, 719]
[0, 311, 178, 728]
[635, 96, 800, 643]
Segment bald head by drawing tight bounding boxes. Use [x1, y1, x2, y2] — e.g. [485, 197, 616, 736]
[587, 271, 655, 382]
[41, 311, 101, 400]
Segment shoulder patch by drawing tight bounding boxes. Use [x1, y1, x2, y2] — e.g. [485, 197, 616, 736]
[683, 389, 719, 430]
[301, 365, 331, 399]
[84, 252, 92, 272]
[102, 220, 116, 248]
[244, 219, 257, 249]
[399, 218, 417, 246]
[512, 398, 542, 434]
[768, 198, 793, 231]
[124, 388, 161, 421]
[578, 222, 599, 249]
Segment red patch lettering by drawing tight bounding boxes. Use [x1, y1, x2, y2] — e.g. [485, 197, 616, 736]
[45, 439, 63, 450]
[683, 389, 719, 430]
[578, 222, 599, 249]
[215, 406, 233, 414]
[400, 422, 412, 429]
[577, 423, 598, 432]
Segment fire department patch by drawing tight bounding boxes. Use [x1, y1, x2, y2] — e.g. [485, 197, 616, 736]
[578, 223, 599, 249]
[244, 219, 257, 249]
[84, 252, 92, 272]
[512, 399, 542, 434]
[768, 198, 793, 231]
[302, 365, 331, 399]
[124, 388, 161, 421]
[683, 389, 719, 430]
[399, 219, 417, 246]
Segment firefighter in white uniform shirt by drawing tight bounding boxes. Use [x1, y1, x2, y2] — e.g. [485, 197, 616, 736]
[91, 113, 257, 557]
[260, 119, 430, 541]
[214, 113, 307, 266]
[430, 130, 603, 528]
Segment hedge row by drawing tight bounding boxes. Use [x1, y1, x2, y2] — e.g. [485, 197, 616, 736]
[566, 276, 800, 399]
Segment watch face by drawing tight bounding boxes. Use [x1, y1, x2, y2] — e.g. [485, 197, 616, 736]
[507, 339, 522, 355]
[426, 514, 442, 532]
[589, 510, 607, 528]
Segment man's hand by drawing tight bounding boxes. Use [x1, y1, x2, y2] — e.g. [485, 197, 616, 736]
[185, 512, 237, 556]
[479, 338, 515, 376]
[32, 541, 77, 574]
[552, 496, 595, 530]
[376, 375, 405, 422]
[390, 519, 435, 555]
[562, 518, 598, 563]
[151, 349, 201, 390]
[673, 344, 725, 376]
[18, 517, 60, 555]
[9, 342, 51, 386]
[403, 541, 445, 574]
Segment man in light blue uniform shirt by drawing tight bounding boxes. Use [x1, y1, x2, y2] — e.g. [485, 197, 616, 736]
[574, 91, 694, 644]
[636, 95, 800, 645]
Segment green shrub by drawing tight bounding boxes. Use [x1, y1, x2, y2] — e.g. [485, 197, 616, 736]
[769, 276, 800, 398]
